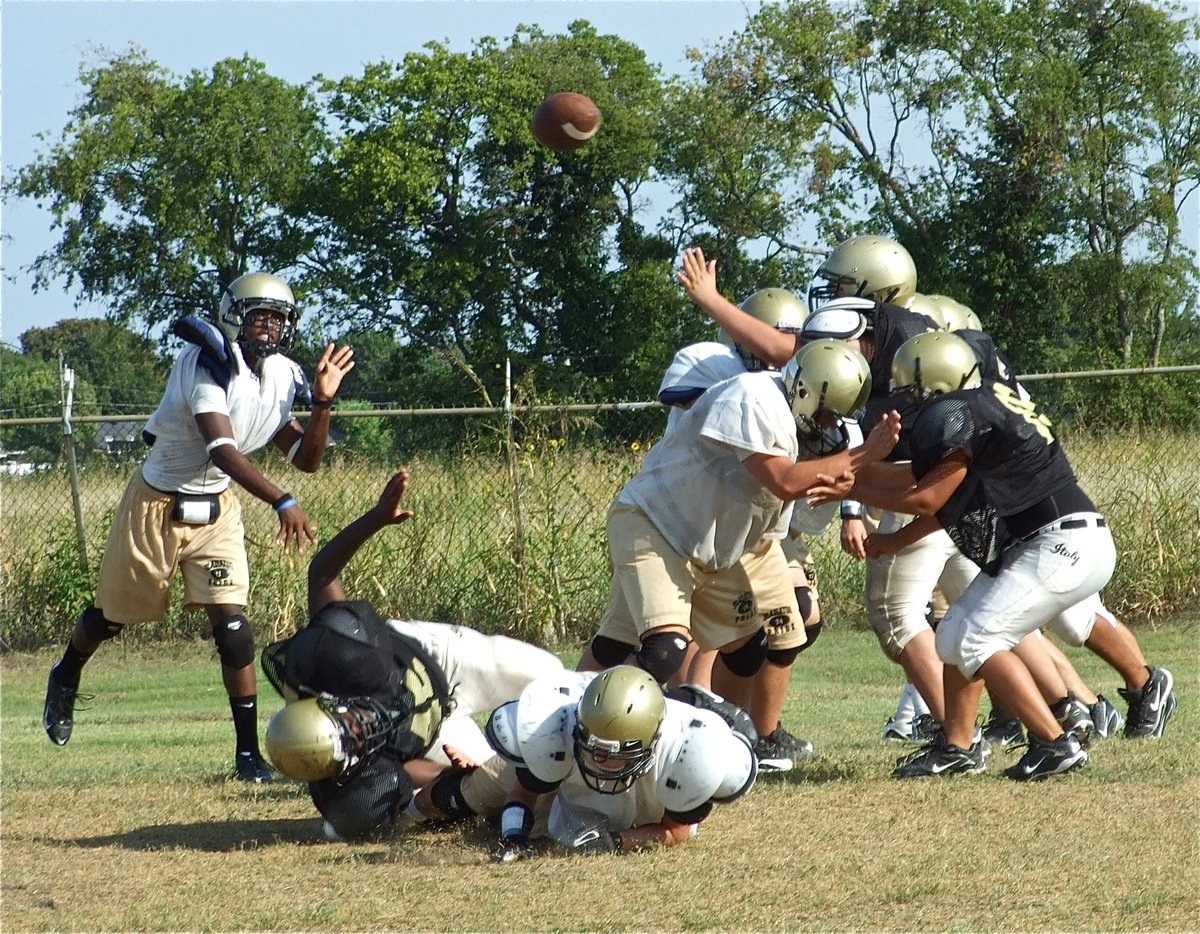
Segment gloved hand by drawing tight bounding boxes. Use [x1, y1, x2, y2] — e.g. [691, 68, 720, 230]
[570, 824, 621, 855]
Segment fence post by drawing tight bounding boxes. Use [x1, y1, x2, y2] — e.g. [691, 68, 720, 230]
[503, 356, 528, 627]
[60, 359, 89, 572]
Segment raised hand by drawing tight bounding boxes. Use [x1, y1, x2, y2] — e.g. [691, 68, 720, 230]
[374, 469, 415, 525]
[674, 246, 720, 308]
[312, 342, 355, 402]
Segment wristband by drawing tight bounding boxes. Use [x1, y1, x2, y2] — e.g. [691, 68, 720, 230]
[499, 802, 534, 843]
[273, 493, 298, 513]
[310, 396, 335, 409]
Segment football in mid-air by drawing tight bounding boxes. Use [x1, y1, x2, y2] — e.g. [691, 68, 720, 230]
[531, 92, 601, 151]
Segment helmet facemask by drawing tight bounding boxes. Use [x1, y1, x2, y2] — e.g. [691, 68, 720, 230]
[572, 721, 660, 793]
[266, 694, 404, 784]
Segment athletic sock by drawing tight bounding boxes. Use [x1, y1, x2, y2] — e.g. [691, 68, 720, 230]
[230, 694, 260, 754]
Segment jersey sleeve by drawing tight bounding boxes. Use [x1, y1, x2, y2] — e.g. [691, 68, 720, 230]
[909, 396, 976, 479]
[178, 347, 231, 417]
[699, 375, 793, 461]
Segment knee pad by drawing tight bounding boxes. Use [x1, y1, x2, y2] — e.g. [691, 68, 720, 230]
[718, 629, 768, 678]
[591, 635, 637, 668]
[635, 632, 691, 684]
[212, 615, 256, 669]
[768, 619, 822, 666]
[428, 768, 476, 820]
[794, 586, 816, 625]
[311, 756, 414, 840]
[80, 606, 123, 642]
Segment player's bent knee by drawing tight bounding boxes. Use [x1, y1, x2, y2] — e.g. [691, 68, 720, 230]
[80, 606, 124, 642]
[718, 629, 767, 678]
[794, 586, 816, 625]
[635, 631, 691, 684]
[591, 635, 637, 668]
[212, 614, 256, 669]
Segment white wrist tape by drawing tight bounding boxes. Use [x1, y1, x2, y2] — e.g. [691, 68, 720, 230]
[205, 437, 238, 454]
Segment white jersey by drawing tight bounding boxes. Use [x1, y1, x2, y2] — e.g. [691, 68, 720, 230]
[658, 342, 746, 435]
[617, 370, 798, 571]
[142, 343, 305, 494]
[385, 619, 564, 765]
[488, 672, 756, 846]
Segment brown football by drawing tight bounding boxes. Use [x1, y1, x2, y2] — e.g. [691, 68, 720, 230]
[531, 92, 601, 151]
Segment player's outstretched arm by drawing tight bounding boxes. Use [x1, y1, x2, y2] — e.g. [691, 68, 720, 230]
[307, 469, 414, 616]
[272, 342, 356, 472]
[675, 246, 798, 368]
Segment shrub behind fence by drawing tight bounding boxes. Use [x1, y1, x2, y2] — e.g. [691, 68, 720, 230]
[2, 392, 1198, 653]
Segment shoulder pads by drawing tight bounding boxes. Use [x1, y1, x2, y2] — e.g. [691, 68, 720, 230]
[172, 316, 238, 390]
[495, 674, 585, 785]
[658, 705, 757, 812]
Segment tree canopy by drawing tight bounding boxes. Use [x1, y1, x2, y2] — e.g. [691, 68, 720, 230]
[6, 2, 1198, 423]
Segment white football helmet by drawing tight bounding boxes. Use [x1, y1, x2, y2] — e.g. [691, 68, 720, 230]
[573, 666, 665, 794]
[890, 331, 982, 403]
[783, 339, 872, 438]
[718, 288, 807, 372]
[808, 235, 918, 311]
[216, 271, 300, 357]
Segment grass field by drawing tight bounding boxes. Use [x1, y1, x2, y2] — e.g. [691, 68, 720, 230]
[2, 615, 1196, 933]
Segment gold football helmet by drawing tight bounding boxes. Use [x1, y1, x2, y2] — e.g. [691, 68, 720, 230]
[808, 235, 918, 311]
[927, 294, 982, 332]
[890, 332, 982, 403]
[784, 339, 872, 437]
[901, 292, 947, 329]
[718, 287, 807, 372]
[265, 696, 398, 783]
[216, 271, 300, 356]
[573, 666, 666, 794]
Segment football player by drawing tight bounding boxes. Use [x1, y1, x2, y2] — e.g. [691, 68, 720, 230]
[578, 250, 899, 745]
[260, 469, 565, 839]
[821, 332, 1177, 780]
[42, 272, 354, 782]
[404, 666, 758, 857]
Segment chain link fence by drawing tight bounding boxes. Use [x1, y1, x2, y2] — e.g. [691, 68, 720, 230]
[3, 374, 1198, 653]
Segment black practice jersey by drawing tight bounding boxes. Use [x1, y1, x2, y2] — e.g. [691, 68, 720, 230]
[909, 381, 1078, 520]
[860, 302, 939, 459]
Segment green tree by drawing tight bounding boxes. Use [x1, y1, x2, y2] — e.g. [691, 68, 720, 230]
[302, 22, 694, 404]
[9, 48, 330, 337]
[19, 318, 167, 411]
[683, 0, 1200, 377]
[0, 350, 99, 461]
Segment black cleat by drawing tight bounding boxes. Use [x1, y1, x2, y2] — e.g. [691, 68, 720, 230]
[754, 722, 815, 772]
[1051, 693, 1096, 747]
[1089, 695, 1124, 740]
[233, 751, 274, 784]
[893, 731, 987, 778]
[1119, 667, 1176, 739]
[43, 664, 92, 747]
[982, 708, 1025, 748]
[1003, 731, 1087, 781]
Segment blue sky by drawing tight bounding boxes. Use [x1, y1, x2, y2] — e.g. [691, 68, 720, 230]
[1, 0, 762, 345]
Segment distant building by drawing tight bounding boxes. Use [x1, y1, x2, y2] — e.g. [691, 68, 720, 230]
[94, 421, 143, 455]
